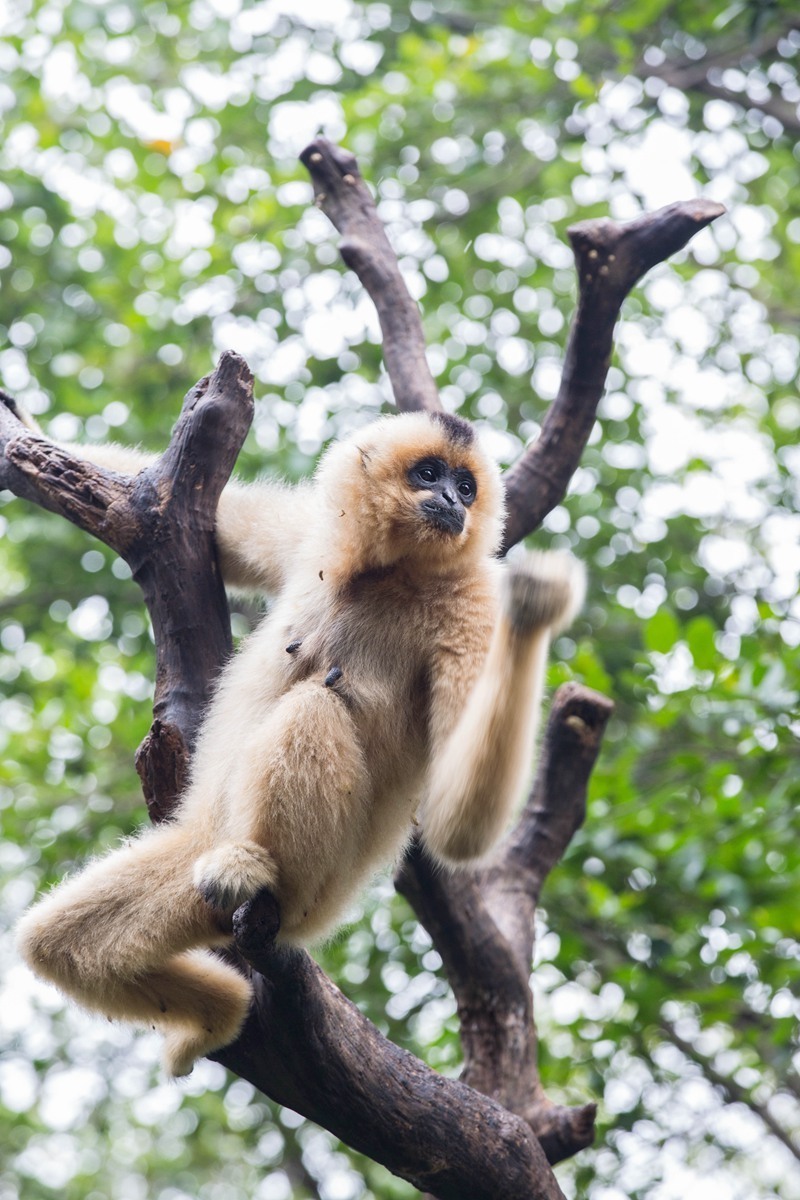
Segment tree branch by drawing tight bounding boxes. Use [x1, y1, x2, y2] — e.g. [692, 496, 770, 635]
[6, 140, 723, 1196]
[397, 683, 611, 1164]
[217, 891, 567, 1200]
[501, 199, 725, 550]
[2, 353, 253, 820]
[300, 138, 442, 414]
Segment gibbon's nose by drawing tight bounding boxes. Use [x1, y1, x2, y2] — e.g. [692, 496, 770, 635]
[441, 486, 458, 508]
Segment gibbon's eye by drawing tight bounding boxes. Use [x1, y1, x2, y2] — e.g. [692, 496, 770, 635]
[408, 458, 444, 488]
[455, 471, 477, 506]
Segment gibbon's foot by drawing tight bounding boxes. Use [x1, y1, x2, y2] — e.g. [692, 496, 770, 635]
[505, 550, 586, 636]
[193, 841, 278, 912]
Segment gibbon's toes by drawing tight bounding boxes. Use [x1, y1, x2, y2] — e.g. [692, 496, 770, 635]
[193, 842, 278, 912]
[504, 550, 586, 635]
[161, 1029, 203, 1078]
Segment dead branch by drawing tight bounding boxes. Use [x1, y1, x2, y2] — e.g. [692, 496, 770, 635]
[300, 138, 442, 414]
[3, 139, 725, 1197]
[219, 891, 566, 1200]
[2, 353, 253, 820]
[501, 199, 725, 550]
[396, 683, 612, 1163]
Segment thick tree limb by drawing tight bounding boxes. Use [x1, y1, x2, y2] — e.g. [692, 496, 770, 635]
[5, 141, 722, 1197]
[1, 353, 253, 820]
[217, 891, 566, 1200]
[501, 198, 726, 550]
[397, 683, 611, 1164]
[300, 138, 442, 414]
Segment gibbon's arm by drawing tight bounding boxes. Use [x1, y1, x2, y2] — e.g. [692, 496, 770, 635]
[12, 417, 311, 596]
[421, 552, 585, 863]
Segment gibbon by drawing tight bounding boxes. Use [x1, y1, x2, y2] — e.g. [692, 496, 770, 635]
[14, 404, 585, 1077]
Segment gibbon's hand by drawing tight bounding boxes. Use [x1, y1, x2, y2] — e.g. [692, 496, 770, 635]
[504, 550, 586, 637]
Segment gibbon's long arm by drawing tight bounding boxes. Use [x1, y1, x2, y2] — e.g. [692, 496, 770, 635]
[15, 426, 311, 596]
[421, 553, 585, 863]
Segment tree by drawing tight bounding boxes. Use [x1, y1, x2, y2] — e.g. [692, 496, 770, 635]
[1, 134, 724, 1198]
[1, 4, 798, 1199]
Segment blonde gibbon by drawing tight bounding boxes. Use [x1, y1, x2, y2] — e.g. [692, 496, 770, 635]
[15, 406, 585, 1077]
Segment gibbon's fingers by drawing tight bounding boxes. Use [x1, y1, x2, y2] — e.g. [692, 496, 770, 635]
[504, 549, 586, 636]
[193, 841, 279, 912]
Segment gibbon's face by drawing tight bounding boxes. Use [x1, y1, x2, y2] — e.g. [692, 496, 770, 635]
[406, 454, 477, 538]
[318, 411, 505, 569]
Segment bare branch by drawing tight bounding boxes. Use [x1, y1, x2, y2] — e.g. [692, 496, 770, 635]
[0, 394, 136, 550]
[501, 199, 726, 550]
[503, 683, 615, 904]
[395, 684, 612, 1164]
[659, 1020, 800, 1163]
[2, 353, 254, 820]
[221, 890, 567, 1200]
[300, 138, 441, 414]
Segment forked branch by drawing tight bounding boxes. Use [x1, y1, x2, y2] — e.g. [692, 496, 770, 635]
[501, 199, 726, 549]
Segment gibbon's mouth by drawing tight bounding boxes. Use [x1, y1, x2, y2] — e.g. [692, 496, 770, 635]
[420, 498, 465, 536]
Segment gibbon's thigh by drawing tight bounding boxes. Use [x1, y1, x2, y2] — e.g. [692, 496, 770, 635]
[16, 823, 230, 990]
[223, 681, 371, 907]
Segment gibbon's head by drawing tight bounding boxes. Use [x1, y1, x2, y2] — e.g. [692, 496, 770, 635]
[316, 411, 505, 571]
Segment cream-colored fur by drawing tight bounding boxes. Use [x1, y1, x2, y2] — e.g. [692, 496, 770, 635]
[15, 407, 584, 1076]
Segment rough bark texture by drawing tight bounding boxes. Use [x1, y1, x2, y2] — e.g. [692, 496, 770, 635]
[2, 141, 725, 1198]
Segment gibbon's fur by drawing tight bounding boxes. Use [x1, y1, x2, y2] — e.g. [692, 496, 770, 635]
[15, 405, 585, 1077]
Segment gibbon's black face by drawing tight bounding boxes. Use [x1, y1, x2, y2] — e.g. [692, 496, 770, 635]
[407, 456, 478, 536]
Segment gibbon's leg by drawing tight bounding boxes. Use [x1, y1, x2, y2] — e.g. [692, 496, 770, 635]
[15, 824, 251, 1077]
[193, 680, 370, 941]
[421, 551, 586, 863]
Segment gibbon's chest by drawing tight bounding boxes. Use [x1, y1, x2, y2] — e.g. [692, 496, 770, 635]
[260, 563, 491, 729]
[278, 567, 436, 693]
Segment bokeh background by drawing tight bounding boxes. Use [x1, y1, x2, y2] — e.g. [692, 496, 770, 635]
[1, 1, 798, 1197]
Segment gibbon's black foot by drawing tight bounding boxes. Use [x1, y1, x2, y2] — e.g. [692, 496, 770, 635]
[324, 665, 343, 688]
[285, 639, 302, 654]
[232, 888, 281, 961]
[193, 842, 278, 912]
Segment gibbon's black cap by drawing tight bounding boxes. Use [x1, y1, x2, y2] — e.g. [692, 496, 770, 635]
[430, 411, 474, 447]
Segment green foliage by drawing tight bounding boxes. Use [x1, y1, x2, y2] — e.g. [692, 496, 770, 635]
[1, 2, 798, 1198]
